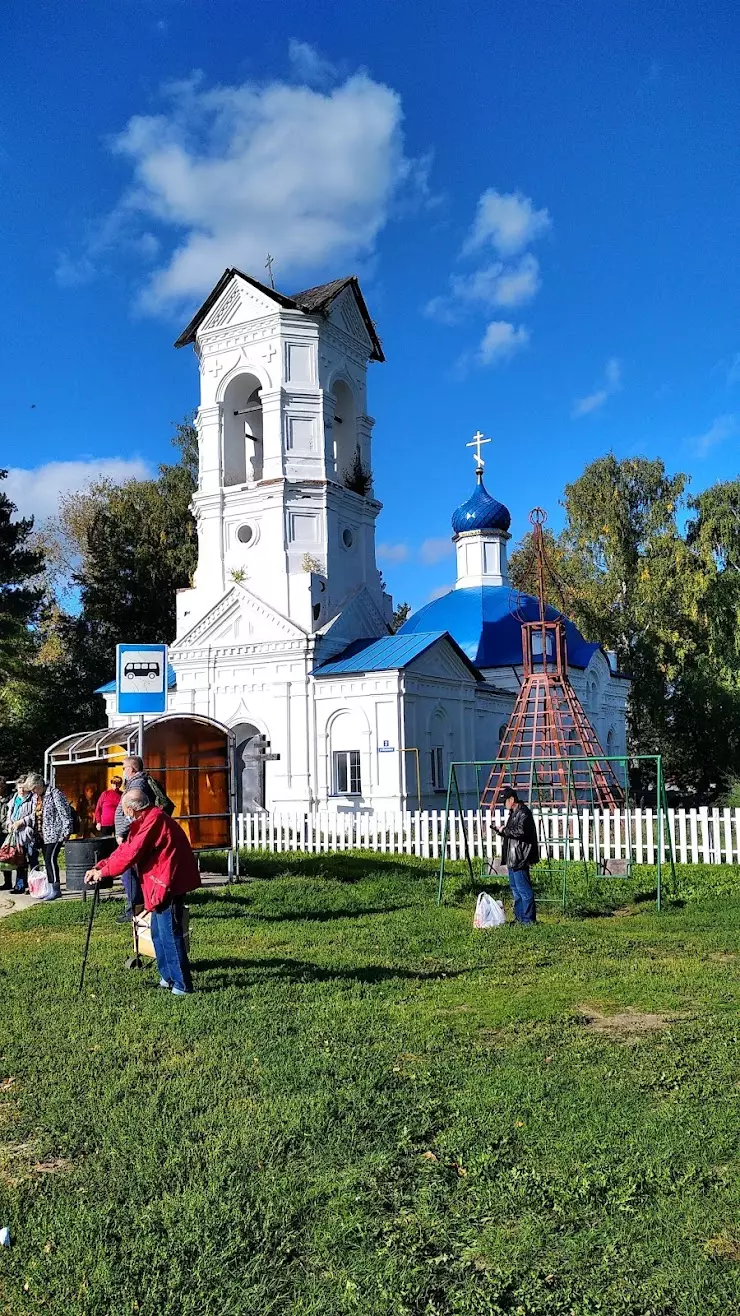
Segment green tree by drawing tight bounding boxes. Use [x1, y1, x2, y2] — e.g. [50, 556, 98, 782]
[0, 421, 199, 773]
[390, 601, 411, 632]
[59, 419, 198, 690]
[509, 455, 738, 795]
[0, 469, 44, 682]
[0, 470, 45, 772]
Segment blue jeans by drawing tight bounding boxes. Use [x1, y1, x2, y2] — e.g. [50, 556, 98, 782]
[121, 867, 143, 914]
[150, 898, 193, 993]
[508, 867, 537, 924]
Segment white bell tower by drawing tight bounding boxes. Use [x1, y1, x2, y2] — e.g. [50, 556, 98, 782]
[173, 269, 391, 640]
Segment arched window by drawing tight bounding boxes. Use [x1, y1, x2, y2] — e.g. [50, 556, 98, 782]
[429, 709, 447, 792]
[223, 373, 263, 486]
[331, 380, 358, 486]
[329, 710, 365, 796]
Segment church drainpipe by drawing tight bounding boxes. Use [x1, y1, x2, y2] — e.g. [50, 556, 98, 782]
[398, 674, 408, 812]
[306, 648, 317, 811]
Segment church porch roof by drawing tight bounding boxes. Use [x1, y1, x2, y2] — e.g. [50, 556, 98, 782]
[313, 630, 482, 678]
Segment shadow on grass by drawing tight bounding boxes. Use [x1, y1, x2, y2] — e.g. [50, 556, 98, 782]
[191, 955, 472, 990]
[218, 853, 439, 884]
[191, 894, 415, 924]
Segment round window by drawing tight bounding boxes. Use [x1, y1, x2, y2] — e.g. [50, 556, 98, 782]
[342, 527, 354, 548]
[237, 524, 254, 545]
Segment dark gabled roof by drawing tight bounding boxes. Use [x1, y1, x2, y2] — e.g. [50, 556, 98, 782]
[174, 269, 295, 348]
[174, 269, 384, 360]
[292, 275, 384, 361]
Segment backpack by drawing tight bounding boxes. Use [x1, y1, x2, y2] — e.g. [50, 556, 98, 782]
[146, 775, 175, 817]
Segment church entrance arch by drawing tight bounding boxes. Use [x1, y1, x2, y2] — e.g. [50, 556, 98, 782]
[232, 722, 266, 812]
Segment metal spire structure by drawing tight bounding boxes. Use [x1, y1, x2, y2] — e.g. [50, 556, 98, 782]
[480, 508, 624, 810]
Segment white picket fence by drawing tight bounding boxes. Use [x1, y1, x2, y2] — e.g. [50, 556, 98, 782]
[237, 807, 740, 866]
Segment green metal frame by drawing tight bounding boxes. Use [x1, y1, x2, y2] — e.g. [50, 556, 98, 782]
[436, 753, 676, 911]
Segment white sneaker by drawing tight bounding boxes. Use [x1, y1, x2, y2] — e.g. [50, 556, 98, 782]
[158, 978, 171, 989]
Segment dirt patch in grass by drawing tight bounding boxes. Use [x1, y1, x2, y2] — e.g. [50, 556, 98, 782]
[577, 1005, 674, 1036]
[708, 952, 738, 964]
[704, 1232, 740, 1261]
[0, 1140, 73, 1186]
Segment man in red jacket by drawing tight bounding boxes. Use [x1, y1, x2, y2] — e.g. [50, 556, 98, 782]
[85, 788, 201, 995]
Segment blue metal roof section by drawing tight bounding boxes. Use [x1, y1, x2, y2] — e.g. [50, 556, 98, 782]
[95, 663, 178, 695]
[398, 586, 599, 671]
[451, 472, 511, 535]
[313, 631, 483, 679]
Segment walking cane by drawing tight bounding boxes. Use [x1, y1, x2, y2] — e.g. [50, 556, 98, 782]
[77, 879, 101, 996]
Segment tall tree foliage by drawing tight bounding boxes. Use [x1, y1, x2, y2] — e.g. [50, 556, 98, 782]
[0, 470, 44, 681]
[0, 422, 198, 774]
[509, 456, 740, 796]
[0, 471, 45, 773]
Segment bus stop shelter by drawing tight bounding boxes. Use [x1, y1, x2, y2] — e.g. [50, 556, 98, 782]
[45, 714, 236, 852]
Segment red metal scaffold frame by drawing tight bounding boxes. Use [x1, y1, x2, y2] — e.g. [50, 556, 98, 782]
[480, 509, 624, 810]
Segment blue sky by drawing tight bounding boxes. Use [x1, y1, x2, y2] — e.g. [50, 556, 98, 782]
[3, 0, 739, 610]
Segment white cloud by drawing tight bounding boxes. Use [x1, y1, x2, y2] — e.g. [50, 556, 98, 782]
[419, 537, 452, 565]
[287, 40, 337, 85]
[479, 321, 530, 365]
[690, 413, 738, 457]
[426, 583, 453, 602]
[377, 541, 410, 562]
[463, 188, 551, 257]
[426, 253, 541, 321]
[572, 357, 622, 418]
[4, 458, 152, 524]
[68, 60, 427, 313]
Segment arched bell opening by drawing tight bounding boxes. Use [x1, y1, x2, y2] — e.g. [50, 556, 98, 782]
[223, 373, 263, 486]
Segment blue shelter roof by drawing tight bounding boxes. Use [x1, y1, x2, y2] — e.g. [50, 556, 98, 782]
[95, 664, 178, 695]
[398, 586, 599, 670]
[314, 631, 482, 678]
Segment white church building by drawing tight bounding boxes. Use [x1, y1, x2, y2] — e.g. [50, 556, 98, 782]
[102, 268, 629, 813]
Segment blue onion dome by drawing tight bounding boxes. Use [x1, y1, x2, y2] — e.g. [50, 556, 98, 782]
[451, 471, 511, 535]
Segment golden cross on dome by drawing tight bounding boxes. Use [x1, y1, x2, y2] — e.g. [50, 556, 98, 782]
[466, 430, 491, 471]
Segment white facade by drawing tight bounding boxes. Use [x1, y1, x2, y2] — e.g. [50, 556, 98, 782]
[102, 269, 629, 813]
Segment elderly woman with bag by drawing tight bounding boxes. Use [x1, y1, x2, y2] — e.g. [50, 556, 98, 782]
[25, 774, 74, 901]
[1, 781, 37, 894]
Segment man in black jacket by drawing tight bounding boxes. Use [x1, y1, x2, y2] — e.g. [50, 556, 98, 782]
[496, 790, 539, 924]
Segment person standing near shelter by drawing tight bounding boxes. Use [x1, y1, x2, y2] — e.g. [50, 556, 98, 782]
[85, 789, 200, 995]
[495, 789, 539, 925]
[95, 775, 123, 836]
[26, 774, 74, 901]
[4, 780, 37, 893]
[113, 757, 155, 924]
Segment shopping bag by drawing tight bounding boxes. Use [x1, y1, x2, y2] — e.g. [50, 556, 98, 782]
[473, 891, 506, 929]
[0, 843, 24, 868]
[28, 870, 52, 900]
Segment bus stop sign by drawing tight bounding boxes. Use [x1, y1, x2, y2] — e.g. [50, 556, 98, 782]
[116, 644, 168, 715]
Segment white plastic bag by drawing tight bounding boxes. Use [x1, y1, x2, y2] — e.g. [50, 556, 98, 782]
[473, 891, 506, 929]
[28, 870, 52, 900]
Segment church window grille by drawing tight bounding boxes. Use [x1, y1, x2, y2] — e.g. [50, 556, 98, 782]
[431, 746, 445, 791]
[333, 750, 361, 796]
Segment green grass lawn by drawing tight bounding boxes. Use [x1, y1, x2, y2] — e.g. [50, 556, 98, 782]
[0, 856, 738, 1315]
